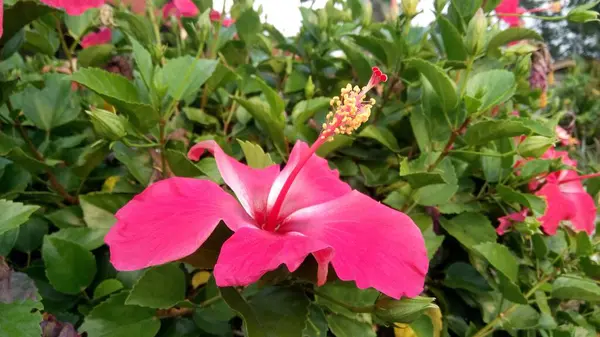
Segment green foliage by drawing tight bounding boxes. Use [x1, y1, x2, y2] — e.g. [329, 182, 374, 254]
[0, 1, 598, 336]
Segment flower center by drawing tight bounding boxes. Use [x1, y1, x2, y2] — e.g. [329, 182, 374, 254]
[262, 67, 388, 231]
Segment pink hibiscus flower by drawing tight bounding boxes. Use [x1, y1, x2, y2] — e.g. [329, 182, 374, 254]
[536, 170, 596, 235]
[496, 0, 562, 27]
[209, 9, 221, 22]
[80, 27, 112, 48]
[162, 0, 199, 19]
[0, 0, 105, 38]
[222, 17, 235, 28]
[105, 68, 429, 299]
[496, 209, 528, 235]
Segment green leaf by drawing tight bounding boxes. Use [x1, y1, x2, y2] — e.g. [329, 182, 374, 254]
[576, 231, 594, 257]
[112, 142, 154, 185]
[358, 125, 401, 152]
[291, 97, 332, 127]
[473, 242, 519, 283]
[236, 9, 262, 45]
[407, 59, 458, 112]
[220, 287, 266, 337]
[487, 28, 543, 57]
[351, 35, 394, 67]
[496, 186, 546, 216]
[253, 76, 285, 119]
[49, 227, 109, 251]
[162, 56, 218, 101]
[129, 37, 153, 90]
[72, 68, 159, 131]
[326, 314, 376, 337]
[94, 279, 124, 300]
[65, 9, 99, 39]
[42, 236, 97, 294]
[0, 297, 43, 337]
[45, 206, 85, 228]
[451, 0, 483, 19]
[303, 304, 328, 337]
[400, 158, 448, 189]
[444, 262, 492, 293]
[78, 44, 115, 68]
[233, 96, 287, 156]
[316, 281, 379, 319]
[125, 264, 186, 309]
[464, 120, 530, 145]
[481, 148, 502, 183]
[498, 273, 527, 304]
[0, 228, 19, 256]
[410, 107, 431, 152]
[438, 16, 468, 61]
[80, 292, 161, 337]
[79, 192, 130, 229]
[440, 212, 497, 250]
[165, 149, 205, 178]
[14, 217, 48, 253]
[316, 135, 353, 157]
[115, 11, 155, 46]
[466, 70, 515, 113]
[551, 276, 600, 302]
[503, 305, 540, 330]
[0, 199, 39, 236]
[22, 75, 80, 130]
[249, 286, 310, 337]
[183, 107, 220, 126]
[0, 0, 54, 46]
[337, 39, 373, 84]
[238, 140, 275, 169]
[374, 296, 438, 323]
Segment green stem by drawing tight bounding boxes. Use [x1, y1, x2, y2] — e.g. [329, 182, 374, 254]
[159, 120, 167, 178]
[54, 14, 74, 72]
[491, 12, 566, 21]
[147, 0, 163, 59]
[200, 295, 222, 307]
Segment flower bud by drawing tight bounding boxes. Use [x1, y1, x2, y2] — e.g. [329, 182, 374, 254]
[466, 9, 487, 56]
[87, 108, 128, 141]
[305, 75, 315, 99]
[567, 9, 599, 23]
[401, 0, 419, 18]
[362, 0, 373, 27]
[517, 136, 554, 158]
[197, 9, 212, 45]
[374, 296, 438, 323]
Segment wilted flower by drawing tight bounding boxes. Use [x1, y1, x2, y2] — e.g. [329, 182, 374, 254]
[496, 209, 528, 235]
[105, 68, 429, 299]
[555, 125, 580, 146]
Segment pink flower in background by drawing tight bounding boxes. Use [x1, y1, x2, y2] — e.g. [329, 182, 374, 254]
[162, 0, 199, 19]
[80, 27, 112, 48]
[0, 0, 104, 38]
[222, 17, 235, 27]
[106, 68, 429, 299]
[496, 0, 562, 27]
[210, 9, 221, 21]
[536, 170, 596, 235]
[556, 125, 579, 146]
[39, 0, 105, 15]
[496, 209, 528, 235]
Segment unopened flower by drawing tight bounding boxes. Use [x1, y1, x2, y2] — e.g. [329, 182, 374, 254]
[105, 68, 429, 299]
[209, 9, 221, 22]
[81, 27, 112, 48]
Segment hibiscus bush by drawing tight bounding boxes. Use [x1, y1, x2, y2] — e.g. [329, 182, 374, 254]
[2, 0, 600, 336]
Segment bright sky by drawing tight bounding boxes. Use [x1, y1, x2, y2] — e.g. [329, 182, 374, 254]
[213, 0, 436, 36]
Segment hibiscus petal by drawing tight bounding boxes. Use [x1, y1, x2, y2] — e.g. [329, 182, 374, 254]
[282, 190, 428, 299]
[105, 177, 253, 271]
[563, 190, 597, 235]
[213, 227, 332, 286]
[496, 209, 528, 235]
[173, 0, 198, 16]
[188, 140, 280, 225]
[537, 183, 571, 235]
[81, 27, 112, 49]
[267, 141, 351, 222]
[40, 0, 104, 15]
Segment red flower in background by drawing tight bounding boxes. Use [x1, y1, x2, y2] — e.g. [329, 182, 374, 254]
[495, 0, 562, 27]
[105, 68, 429, 299]
[80, 27, 112, 48]
[496, 209, 528, 235]
[162, 0, 199, 19]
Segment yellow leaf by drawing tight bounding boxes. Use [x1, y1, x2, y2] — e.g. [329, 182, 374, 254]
[192, 271, 211, 289]
[394, 323, 417, 337]
[102, 176, 120, 192]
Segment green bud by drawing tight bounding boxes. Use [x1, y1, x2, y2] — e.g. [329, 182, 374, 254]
[567, 9, 599, 23]
[361, 0, 373, 27]
[374, 296, 438, 323]
[305, 76, 315, 99]
[401, 0, 419, 18]
[517, 136, 554, 158]
[87, 108, 128, 141]
[466, 9, 487, 56]
[197, 9, 212, 44]
[515, 56, 532, 77]
[317, 8, 328, 29]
